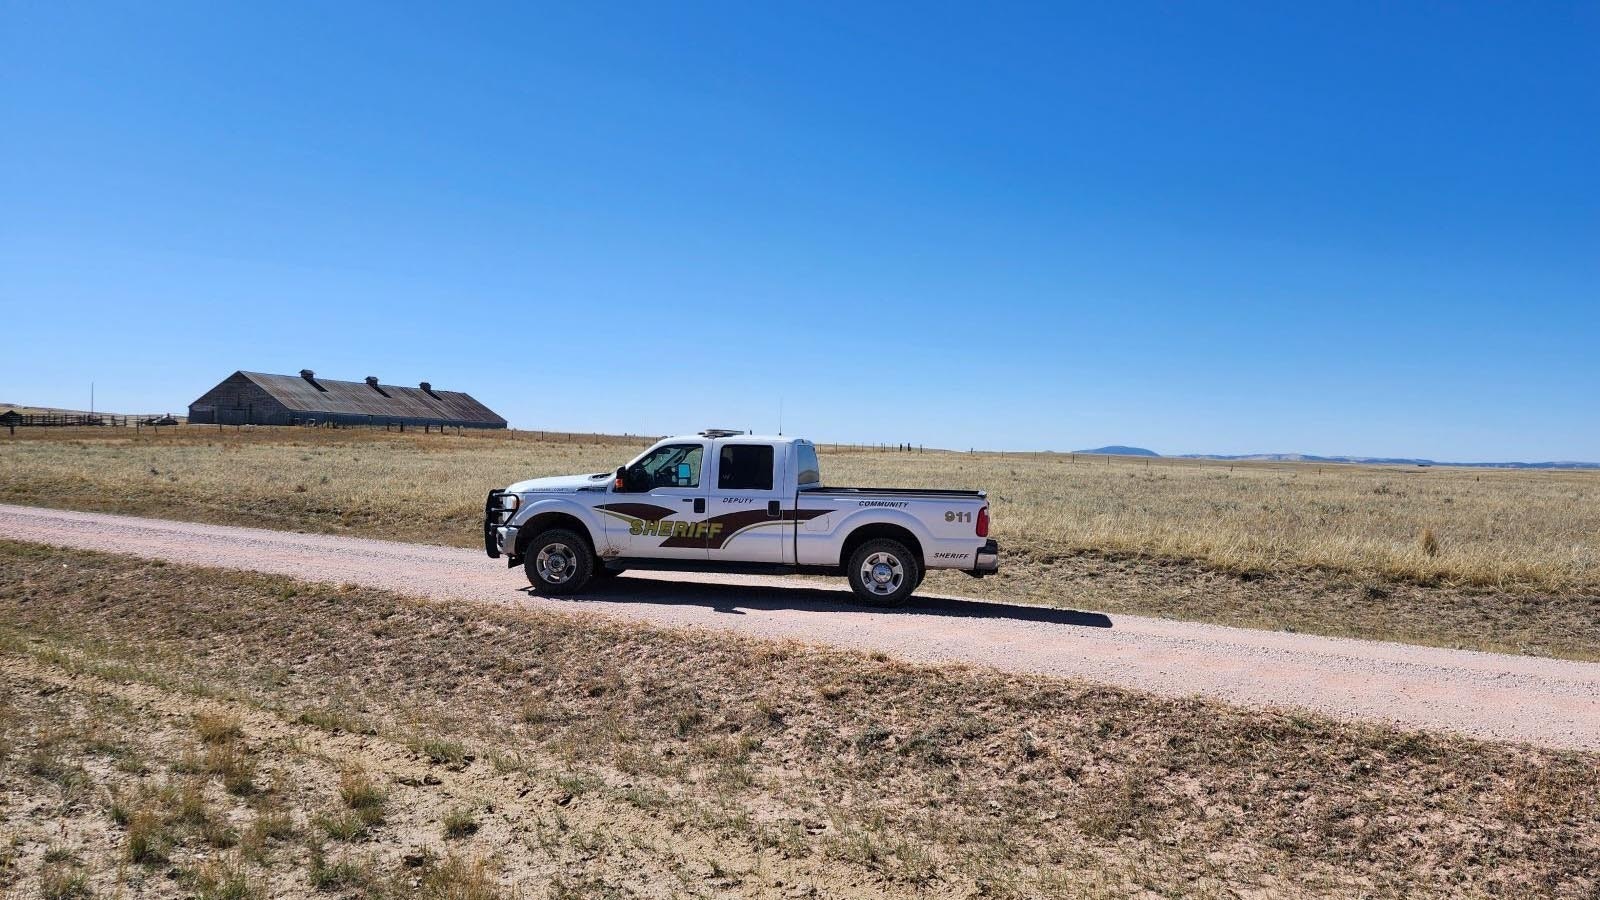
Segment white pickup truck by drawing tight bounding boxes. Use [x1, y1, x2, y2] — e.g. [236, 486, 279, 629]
[484, 430, 998, 605]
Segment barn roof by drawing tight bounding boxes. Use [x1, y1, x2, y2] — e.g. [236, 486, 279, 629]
[237, 371, 506, 425]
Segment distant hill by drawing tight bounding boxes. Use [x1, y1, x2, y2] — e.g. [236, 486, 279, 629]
[3, 403, 186, 423]
[1176, 452, 1600, 470]
[1075, 445, 1159, 457]
[2, 404, 92, 415]
[1064, 442, 1599, 468]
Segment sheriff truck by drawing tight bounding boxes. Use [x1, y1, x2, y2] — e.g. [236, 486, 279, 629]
[484, 430, 998, 605]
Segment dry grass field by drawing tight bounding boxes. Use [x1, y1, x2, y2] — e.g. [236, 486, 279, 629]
[2, 542, 1596, 899]
[3, 426, 1598, 657]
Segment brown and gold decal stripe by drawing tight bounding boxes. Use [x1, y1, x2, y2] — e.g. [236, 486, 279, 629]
[595, 502, 679, 521]
[660, 508, 828, 549]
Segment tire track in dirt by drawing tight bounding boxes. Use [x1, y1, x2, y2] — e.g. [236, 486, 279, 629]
[3, 503, 1599, 750]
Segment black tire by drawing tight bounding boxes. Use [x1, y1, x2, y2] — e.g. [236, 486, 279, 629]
[522, 528, 594, 595]
[846, 539, 921, 607]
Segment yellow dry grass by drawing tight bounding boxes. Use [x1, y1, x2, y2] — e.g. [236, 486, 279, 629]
[0, 427, 642, 546]
[3, 426, 1596, 593]
[841, 449, 1600, 593]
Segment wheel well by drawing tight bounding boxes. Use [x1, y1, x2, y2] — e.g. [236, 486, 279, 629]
[513, 512, 597, 559]
[839, 523, 923, 570]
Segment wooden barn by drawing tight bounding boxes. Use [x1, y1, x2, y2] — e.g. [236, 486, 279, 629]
[187, 370, 507, 429]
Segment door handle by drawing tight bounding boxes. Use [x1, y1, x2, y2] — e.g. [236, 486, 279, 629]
[767, 500, 781, 518]
[682, 498, 705, 514]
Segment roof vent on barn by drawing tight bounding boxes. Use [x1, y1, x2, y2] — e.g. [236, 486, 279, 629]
[419, 381, 439, 398]
[365, 376, 390, 398]
[299, 369, 328, 392]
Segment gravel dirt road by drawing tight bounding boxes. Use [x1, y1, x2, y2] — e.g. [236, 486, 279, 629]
[5, 502, 1597, 750]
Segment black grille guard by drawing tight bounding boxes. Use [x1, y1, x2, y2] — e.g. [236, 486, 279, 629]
[483, 489, 508, 558]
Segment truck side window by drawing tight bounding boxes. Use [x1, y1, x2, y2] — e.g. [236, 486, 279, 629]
[718, 444, 774, 491]
[630, 443, 703, 489]
[795, 444, 821, 485]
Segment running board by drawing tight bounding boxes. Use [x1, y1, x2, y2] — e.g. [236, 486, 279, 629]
[601, 558, 841, 578]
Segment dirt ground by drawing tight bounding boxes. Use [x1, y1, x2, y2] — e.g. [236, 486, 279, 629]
[7, 507, 1600, 750]
[2, 542, 1597, 899]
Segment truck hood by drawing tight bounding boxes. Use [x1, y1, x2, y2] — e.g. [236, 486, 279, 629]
[506, 472, 611, 494]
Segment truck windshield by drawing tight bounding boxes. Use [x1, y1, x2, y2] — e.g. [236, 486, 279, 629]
[796, 443, 821, 485]
[635, 443, 703, 488]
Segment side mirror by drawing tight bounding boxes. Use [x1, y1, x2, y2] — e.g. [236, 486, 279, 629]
[614, 466, 627, 491]
[676, 462, 693, 485]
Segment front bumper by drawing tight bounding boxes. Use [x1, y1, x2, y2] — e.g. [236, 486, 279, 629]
[970, 539, 1000, 576]
[483, 489, 520, 559]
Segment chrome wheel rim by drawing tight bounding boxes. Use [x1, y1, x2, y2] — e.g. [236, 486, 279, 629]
[536, 542, 577, 584]
[860, 551, 904, 596]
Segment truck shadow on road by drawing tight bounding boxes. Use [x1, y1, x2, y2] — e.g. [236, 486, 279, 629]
[528, 577, 1114, 629]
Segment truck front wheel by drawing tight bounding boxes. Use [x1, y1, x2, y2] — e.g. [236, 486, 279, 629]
[523, 529, 594, 595]
[846, 539, 921, 607]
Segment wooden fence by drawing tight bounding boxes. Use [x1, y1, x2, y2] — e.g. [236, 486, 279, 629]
[2, 412, 183, 434]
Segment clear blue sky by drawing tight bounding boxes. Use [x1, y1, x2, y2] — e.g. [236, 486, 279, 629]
[3, 2, 1596, 459]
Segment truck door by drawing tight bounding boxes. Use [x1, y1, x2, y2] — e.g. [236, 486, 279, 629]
[596, 441, 710, 561]
[704, 442, 789, 564]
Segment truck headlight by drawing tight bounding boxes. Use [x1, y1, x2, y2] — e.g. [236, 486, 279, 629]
[499, 494, 521, 511]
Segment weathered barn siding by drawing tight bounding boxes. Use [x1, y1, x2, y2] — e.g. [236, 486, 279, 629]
[187, 372, 290, 425]
[187, 371, 507, 429]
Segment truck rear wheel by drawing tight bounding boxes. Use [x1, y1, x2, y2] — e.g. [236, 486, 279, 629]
[846, 539, 921, 607]
[523, 529, 594, 595]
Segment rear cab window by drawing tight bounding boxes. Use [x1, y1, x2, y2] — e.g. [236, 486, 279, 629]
[718, 444, 775, 491]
